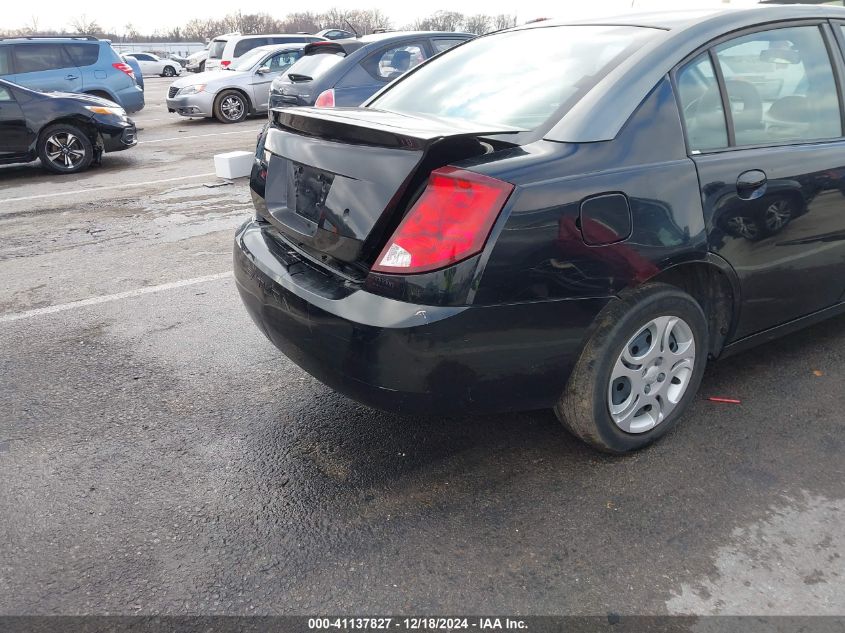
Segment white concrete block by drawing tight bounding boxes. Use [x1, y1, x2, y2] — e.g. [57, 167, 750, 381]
[214, 151, 254, 179]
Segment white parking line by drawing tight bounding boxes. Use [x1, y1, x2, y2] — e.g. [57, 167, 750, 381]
[0, 271, 234, 324]
[0, 173, 217, 206]
[138, 130, 261, 144]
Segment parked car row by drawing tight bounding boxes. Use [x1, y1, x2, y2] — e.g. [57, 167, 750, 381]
[0, 27, 437, 172]
[166, 31, 473, 123]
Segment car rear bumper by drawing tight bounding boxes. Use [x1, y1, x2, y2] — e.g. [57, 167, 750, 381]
[233, 219, 611, 414]
[115, 86, 145, 113]
[166, 93, 214, 117]
[269, 91, 308, 109]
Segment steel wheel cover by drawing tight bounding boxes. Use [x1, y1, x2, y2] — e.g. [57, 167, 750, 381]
[607, 315, 696, 434]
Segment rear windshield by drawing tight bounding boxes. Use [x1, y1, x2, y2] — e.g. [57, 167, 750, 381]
[209, 39, 227, 59]
[371, 25, 660, 130]
[285, 52, 345, 80]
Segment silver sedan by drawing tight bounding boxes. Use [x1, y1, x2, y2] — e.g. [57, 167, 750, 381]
[166, 44, 305, 123]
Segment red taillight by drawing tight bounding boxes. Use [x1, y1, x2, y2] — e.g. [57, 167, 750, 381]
[220, 60, 231, 67]
[112, 62, 135, 80]
[372, 167, 514, 275]
[314, 88, 335, 108]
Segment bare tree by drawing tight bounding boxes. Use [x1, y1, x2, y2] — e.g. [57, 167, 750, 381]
[124, 22, 141, 40]
[463, 14, 492, 34]
[320, 7, 351, 31]
[23, 15, 40, 35]
[492, 14, 518, 31]
[70, 14, 102, 36]
[184, 18, 219, 41]
[413, 11, 464, 32]
[345, 9, 391, 35]
[282, 12, 321, 33]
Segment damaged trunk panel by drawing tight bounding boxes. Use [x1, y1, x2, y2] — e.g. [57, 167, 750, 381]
[260, 107, 519, 271]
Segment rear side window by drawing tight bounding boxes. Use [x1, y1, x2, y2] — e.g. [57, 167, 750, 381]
[13, 44, 72, 73]
[64, 43, 100, 66]
[270, 36, 310, 44]
[0, 48, 11, 75]
[234, 38, 267, 57]
[0, 85, 13, 101]
[209, 40, 227, 59]
[372, 44, 427, 80]
[268, 50, 302, 71]
[373, 25, 659, 131]
[432, 39, 465, 53]
[714, 26, 841, 145]
[676, 53, 729, 152]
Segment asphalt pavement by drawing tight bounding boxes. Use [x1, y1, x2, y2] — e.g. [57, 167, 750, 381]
[0, 77, 843, 616]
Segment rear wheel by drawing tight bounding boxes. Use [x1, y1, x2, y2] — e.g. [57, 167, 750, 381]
[213, 90, 248, 123]
[554, 283, 709, 453]
[38, 124, 94, 174]
[162, 65, 177, 77]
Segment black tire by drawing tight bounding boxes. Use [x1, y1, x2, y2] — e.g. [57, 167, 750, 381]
[198, 60, 206, 72]
[162, 65, 177, 77]
[213, 90, 248, 123]
[554, 283, 709, 454]
[38, 124, 94, 174]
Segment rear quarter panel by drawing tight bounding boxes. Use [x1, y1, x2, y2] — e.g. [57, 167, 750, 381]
[468, 78, 709, 304]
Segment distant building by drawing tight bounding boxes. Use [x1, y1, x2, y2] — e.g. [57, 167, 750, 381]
[111, 41, 206, 57]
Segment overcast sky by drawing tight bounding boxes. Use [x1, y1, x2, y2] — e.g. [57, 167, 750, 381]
[8, 0, 760, 35]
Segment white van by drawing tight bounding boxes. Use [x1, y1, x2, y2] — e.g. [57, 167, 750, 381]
[206, 33, 324, 70]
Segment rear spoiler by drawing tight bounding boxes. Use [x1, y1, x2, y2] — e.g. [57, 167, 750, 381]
[303, 40, 365, 56]
[270, 107, 521, 150]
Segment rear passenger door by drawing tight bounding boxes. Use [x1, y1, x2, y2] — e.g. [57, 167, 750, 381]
[12, 43, 82, 93]
[250, 50, 300, 110]
[63, 43, 101, 90]
[675, 22, 845, 339]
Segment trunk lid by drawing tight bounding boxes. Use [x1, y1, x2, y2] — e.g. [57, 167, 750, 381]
[260, 107, 519, 267]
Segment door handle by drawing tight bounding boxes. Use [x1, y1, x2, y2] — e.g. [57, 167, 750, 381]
[65, 74, 79, 80]
[736, 169, 767, 200]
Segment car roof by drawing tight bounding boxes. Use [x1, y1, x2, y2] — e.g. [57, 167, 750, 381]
[357, 31, 474, 44]
[311, 31, 472, 55]
[516, 5, 845, 144]
[0, 36, 103, 44]
[517, 4, 845, 31]
[245, 43, 308, 55]
[219, 33, 321, 40]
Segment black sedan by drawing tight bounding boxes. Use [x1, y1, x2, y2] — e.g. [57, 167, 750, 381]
[0, 79, 137, 174]
[268, 31, 473, 109]
[235, 6, 845, 453]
